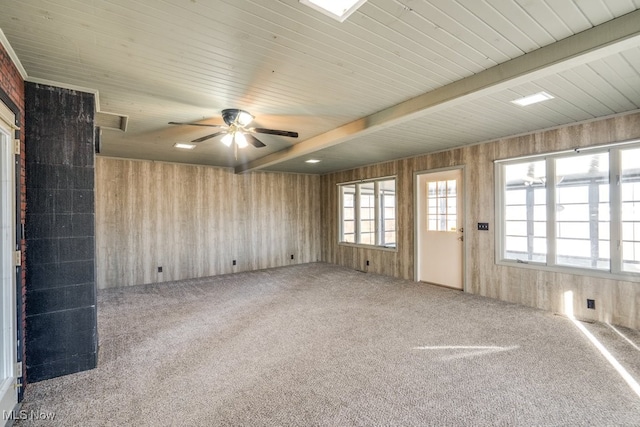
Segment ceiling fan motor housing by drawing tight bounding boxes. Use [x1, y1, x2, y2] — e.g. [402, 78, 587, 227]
[222, 109, 254, 126]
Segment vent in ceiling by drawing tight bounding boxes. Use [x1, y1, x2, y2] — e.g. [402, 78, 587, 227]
[96, 111, 128, 132]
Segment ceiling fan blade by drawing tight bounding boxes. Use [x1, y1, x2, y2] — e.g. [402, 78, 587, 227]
[192, 131, 227, 143]
[251, 127, 299, 138]
[169, 121, 224, 128]
[245, 134, 266, 148]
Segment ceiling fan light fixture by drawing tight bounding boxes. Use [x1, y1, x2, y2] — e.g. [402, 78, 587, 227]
[172, 109, 297, 149]
[237, 111, 254, 126]
[221, 133, 234, 147]
[234, 132, 249, 148]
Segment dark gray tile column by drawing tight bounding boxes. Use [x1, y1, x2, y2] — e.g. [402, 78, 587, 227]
[25, 82, 97, 382]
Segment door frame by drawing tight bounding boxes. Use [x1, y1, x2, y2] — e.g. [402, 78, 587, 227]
[414, 165, 467, 291]
[0, 98, 18, 421]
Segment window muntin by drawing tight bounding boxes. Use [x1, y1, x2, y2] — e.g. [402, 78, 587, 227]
[498, 142, 640, 279]
[339, 178, 396, 248]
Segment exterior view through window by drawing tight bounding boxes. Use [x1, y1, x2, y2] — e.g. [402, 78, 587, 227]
[622, 147, 640, 272]
[502, 159, 547, 263]
[339, 178, 396, 248]
[427, 179, 457, 232]
[498, 143, 640, 277]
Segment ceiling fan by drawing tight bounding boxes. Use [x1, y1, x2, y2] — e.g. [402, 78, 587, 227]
[169, 109, 299, 152]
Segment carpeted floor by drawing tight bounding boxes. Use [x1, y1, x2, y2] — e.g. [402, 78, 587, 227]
[14, 263, 640, 426]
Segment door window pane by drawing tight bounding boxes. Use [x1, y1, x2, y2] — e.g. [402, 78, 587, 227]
[427, 179, 457, 231]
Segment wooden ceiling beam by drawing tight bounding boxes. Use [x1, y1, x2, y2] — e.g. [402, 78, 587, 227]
[235, 9, 640, 174]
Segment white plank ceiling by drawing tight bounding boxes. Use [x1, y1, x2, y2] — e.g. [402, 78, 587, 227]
[1, 0, 639, 174]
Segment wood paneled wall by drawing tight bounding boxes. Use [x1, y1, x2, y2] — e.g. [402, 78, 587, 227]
[96, 158, 321, 289]
[321, 111, 640, 330]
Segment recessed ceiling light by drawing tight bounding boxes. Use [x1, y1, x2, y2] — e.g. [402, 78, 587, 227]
[174, 142, 196, 150]
[300, 0, 367, 22]
[305, 159, 321, 163]
[511, 91, 555, 107]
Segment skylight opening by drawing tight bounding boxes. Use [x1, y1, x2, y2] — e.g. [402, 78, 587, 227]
[511, 91, 555, 107]
[300, 0, 367, 22]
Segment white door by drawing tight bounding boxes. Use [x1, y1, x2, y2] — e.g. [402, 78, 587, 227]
[0, 104, 17, 420]
[416, 168, 464, 289]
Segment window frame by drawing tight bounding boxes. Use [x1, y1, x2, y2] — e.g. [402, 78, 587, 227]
[495, 139, 640, 282]
[338, 176, 397, 251]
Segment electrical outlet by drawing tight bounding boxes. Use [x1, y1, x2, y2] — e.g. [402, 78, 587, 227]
[587, 299, 595, 309]
[232, 260, 237, 266]
[366, 260, 370, 266]
[291, 254, 294, 260]
[478, 222, 489, 231]
[157, 266, 162, 273]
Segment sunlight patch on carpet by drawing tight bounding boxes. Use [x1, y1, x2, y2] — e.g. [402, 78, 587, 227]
[413, 345, 520, 360]
[564, 290, 640, 400]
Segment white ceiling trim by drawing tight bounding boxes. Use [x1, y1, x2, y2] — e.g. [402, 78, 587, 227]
[0, 28, 27, 80]
[235, 9, 640, 174]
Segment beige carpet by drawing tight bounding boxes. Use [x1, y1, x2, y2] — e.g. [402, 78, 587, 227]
[15, 263, 640, 426]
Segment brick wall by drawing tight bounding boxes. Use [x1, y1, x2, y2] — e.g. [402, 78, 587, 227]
[0, 40, 26, 395]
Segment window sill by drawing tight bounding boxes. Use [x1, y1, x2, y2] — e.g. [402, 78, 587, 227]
[496, 259, 640, 283]
[338, 242, 398, 252]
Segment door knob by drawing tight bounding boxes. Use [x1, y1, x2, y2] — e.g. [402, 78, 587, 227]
[457, 236, 464, 241]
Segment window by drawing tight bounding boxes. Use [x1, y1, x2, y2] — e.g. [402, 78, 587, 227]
[497, 141, 640, 278]
[359, 182, 375, 244]
[339, 177, 396, 248]
[622, 147, 640, 273]
[503, 160, 547, 262]
[341, 184, 356, 243]
[555, 153, 609, 270]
